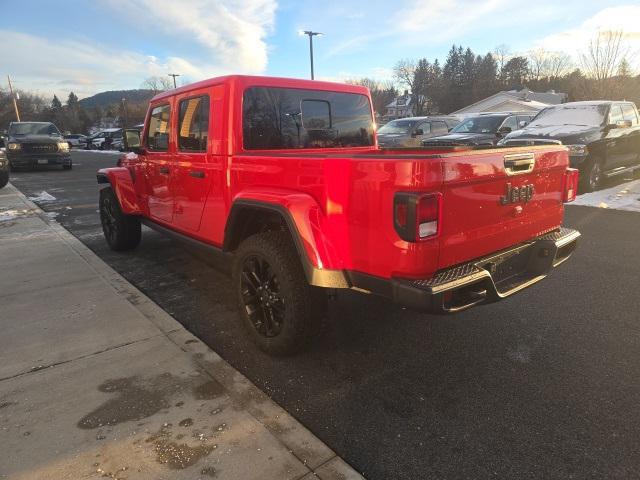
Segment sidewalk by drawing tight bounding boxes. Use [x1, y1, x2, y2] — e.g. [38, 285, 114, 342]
[0, 184, 363, 480]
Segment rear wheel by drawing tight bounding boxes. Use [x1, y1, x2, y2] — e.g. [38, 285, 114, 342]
[232, 231, 326, 355]
[0, 171, 8, 189]
[579, 156, 603, 193]
[99, 187, 141, 251]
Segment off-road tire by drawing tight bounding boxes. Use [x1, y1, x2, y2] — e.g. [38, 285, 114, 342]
[232, 231, 327, 355]
[579, 155, 603, 193]
[99, 187, 141, 251]
[0, 171, 8, 189]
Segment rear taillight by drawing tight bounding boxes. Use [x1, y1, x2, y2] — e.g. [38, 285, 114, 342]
[394, 192, 442, 242]
[563, 168, 579, 202]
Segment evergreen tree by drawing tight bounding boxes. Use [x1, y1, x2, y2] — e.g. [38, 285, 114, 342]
[67, 92, 79, 108]
[51, 95, 62, 109]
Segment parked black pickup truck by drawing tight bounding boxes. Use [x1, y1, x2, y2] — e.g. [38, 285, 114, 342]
[5, 122, 72, 171]
[500, 101, 640, 192]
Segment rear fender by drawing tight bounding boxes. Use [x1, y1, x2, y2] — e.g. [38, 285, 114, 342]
[226, 189, 349, 288]
[96, 167, 142, 215]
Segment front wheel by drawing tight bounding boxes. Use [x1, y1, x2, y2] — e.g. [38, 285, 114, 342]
[232, 231, 327, 355]
[99, 187, 141, 251]
[579, 156, 603, 193]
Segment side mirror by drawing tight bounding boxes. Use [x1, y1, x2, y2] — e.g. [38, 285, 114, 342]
[123, 129, 142, 153]
[518, 120, 529, 128]
[412, 128, 424, 137]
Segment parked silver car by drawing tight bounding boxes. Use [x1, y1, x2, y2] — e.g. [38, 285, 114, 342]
[377, 116, 460, 147]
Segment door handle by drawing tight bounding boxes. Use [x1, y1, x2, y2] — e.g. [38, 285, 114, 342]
[189, 171, 205, 179]
[504, 153, 535, 176]
[159, 166, 170, 174]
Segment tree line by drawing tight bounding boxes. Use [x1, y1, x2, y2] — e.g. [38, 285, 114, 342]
[354, 30, 639, 117]
[0, 76, 171, 134]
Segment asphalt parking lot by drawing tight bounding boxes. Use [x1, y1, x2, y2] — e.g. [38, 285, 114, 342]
[8, 150, 640, 480]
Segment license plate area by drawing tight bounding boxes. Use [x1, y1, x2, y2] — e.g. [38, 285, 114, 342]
[479, 245, 534, 293]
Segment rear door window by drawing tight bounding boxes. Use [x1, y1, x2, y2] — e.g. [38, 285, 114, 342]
[243, 87, 374, 150]
[609, 105, 624, 124]
[178, 96, 210, 152]
[431, 121, 448, 135]
[501, 116, 518, 131]
[146, 104, 171, 151]
[621, 104, 638, 126]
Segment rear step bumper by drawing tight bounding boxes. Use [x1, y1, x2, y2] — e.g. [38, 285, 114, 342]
[391, 227, 580, 313]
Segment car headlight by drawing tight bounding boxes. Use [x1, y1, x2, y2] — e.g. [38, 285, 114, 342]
[567, 144, 588, 156]
[57, 142, 70, 152]
[8, 142, 21, 151]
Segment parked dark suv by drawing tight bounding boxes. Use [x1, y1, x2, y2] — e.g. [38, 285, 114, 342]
[500, 101, 640, 192]
[6, 121, 72, 171]
[422, 112, 535, 147]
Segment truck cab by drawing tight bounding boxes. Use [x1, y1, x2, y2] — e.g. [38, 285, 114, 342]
[98, 75, 580, 355]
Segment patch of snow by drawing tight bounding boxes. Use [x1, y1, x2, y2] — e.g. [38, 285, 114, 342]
[28, 191, 56, 203]
[572, 179, 640, 213]
[0, 209, 31, 222]
[45, 211, 59, 220]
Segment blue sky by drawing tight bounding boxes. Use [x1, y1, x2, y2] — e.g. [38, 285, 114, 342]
[1, 0, 639, 99]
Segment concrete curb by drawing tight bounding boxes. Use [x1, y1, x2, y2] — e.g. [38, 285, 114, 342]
[6, 183, 365, 480]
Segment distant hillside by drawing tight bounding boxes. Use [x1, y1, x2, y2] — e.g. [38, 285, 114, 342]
[79, 89, 155, 108]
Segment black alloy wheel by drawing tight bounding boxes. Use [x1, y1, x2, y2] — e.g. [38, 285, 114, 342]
[240, 254, 285, 338]
[100, 194, 118, 245]
[99, 187, 141, 251]
[588, 160, 602, 192]
[232, 231, 327, 355]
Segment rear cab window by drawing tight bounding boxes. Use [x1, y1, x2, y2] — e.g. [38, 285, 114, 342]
[242, 87, 374, 150]
[146, 104, 171, 151]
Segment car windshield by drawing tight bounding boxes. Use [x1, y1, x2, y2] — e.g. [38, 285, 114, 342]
[378, 119, 418, 135]
[9, 122, 61, 136]
[529, 105, 607, 127]
[451, 116, 504, 134]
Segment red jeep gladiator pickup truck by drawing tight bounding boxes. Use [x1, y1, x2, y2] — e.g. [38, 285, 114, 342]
[97, 75, 580, 355]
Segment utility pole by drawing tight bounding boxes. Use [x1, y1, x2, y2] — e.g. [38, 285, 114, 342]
[301, 31, 322, 80]
[168, 73, 180, 89]
[121, 98, 128, 128]
[7, 75, 20, 121]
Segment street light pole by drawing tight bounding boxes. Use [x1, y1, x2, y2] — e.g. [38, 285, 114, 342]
[301, 31, 322, 80]
[168, 73, 180, 89]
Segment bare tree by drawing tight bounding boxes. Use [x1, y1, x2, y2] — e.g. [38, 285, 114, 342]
[141, 76, 173, 94]
[547, 52, 572, 78]
[493, 44, 510, 72]
[580, 30, 627, 83]
[529, 49, 572, 80]
[393, 59, 416, 89]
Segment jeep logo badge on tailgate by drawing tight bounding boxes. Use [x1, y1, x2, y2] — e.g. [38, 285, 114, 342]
[500, 183, 534, 205]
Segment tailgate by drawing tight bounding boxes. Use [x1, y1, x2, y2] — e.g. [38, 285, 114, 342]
[438, 147, 567, 270]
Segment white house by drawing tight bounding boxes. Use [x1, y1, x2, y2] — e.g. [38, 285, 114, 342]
[452, 88, 567, 117]
[384, 90, 414, 120]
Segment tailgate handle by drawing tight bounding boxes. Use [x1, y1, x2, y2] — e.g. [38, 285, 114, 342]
[504, 153, 535, 176]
